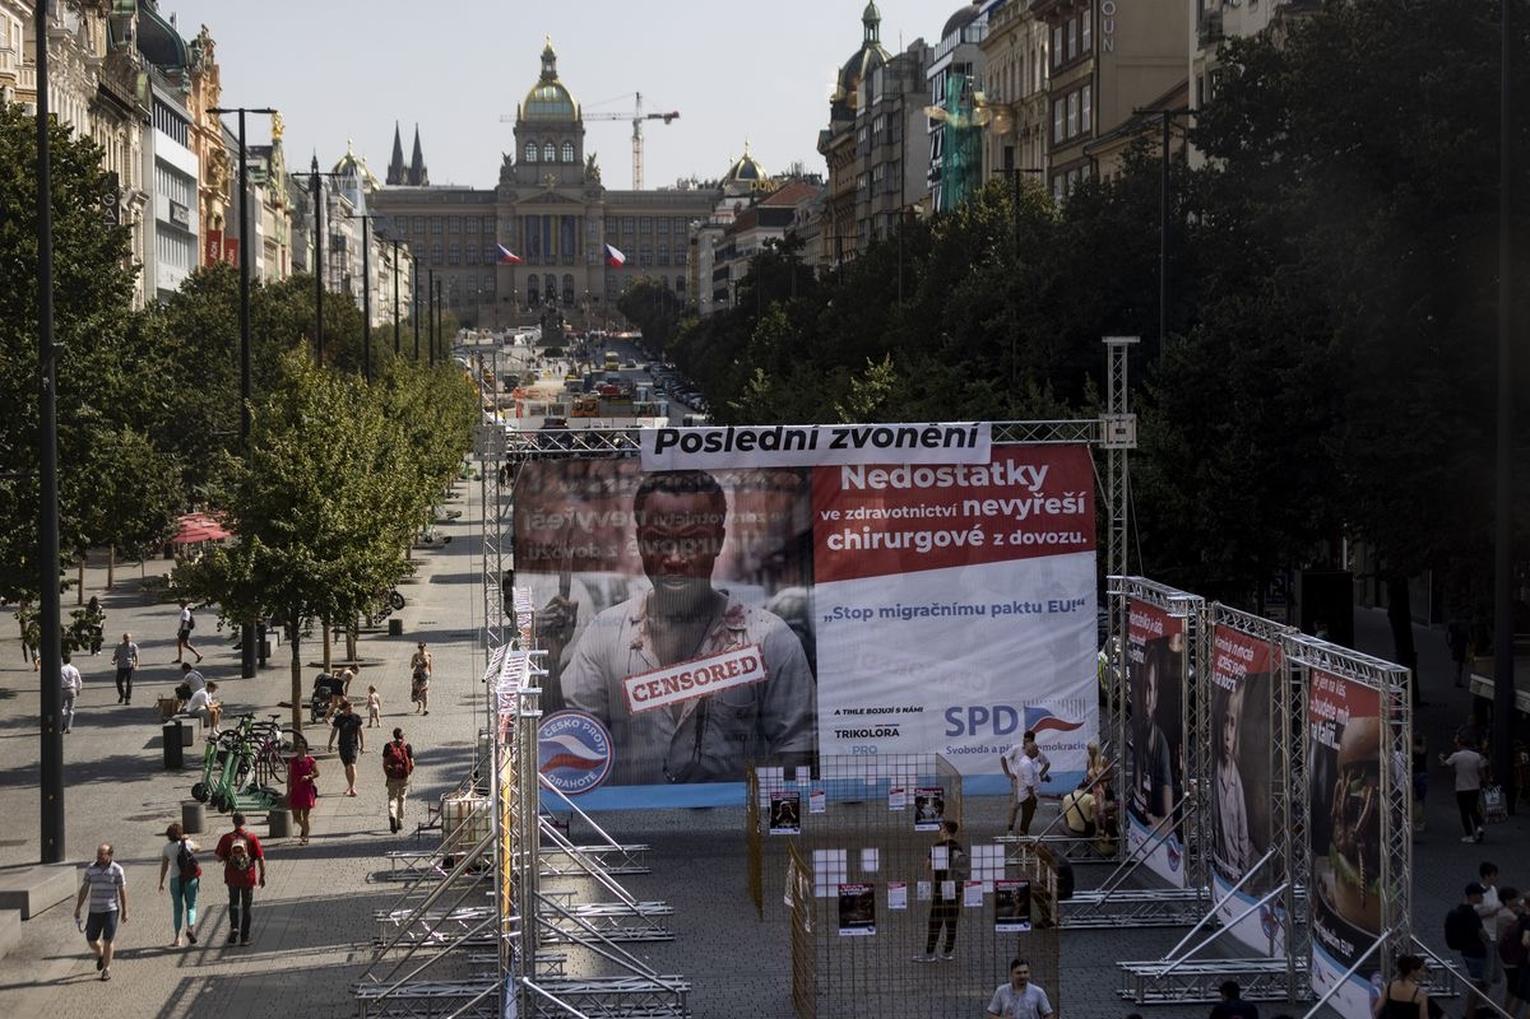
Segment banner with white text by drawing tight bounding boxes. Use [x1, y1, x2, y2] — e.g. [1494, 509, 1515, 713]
[515, 435, 1097, 807]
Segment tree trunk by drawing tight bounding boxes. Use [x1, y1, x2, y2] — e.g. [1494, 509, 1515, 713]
[290, 609, 304, 733]
[1385, 574, 1422, 707]
[322, 615, 332, 671]
[346, 617, 358, 662]
[106, 545, 115, 591]
[77, 559, 84, 605]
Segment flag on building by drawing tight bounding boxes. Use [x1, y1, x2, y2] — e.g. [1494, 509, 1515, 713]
[604, 243, 626, 268]
[496, 243, 524, 265]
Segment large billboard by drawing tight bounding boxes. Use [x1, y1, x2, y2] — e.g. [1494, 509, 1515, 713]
[1308, 669, 1383, 1018]
[1126, 599, 1187, 887]
[517, 429, 1097, 807]
[1209, 625, 1279, 954]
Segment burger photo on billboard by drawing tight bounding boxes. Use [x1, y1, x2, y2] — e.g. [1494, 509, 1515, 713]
[1327, 714, 1382, 932]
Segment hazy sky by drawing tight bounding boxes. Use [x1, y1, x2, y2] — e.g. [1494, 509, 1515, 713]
[165, 0, 947, 191]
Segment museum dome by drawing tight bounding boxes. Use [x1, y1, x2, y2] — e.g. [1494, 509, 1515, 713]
[522, 38, 579, 122]
[941, 1, 982, 41]
[331, 139, 381, 189]
[724, 144, 766, 183]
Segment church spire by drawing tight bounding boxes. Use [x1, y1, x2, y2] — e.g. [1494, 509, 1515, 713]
[386, 121, 406, 185]
[408, 124, 429, 187]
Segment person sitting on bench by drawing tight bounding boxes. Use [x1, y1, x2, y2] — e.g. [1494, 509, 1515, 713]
[186, 682, 222, 733]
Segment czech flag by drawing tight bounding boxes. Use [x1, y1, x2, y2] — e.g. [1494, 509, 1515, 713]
[604, 243, 626, 268]
[496, 243, 524, 265]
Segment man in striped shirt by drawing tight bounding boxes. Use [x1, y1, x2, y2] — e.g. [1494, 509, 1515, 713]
[73, 843, 128, 981]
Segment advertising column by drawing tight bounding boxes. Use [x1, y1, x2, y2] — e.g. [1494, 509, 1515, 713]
[812, 445, 1098, 791]
[1126, 599, 1187, 887]
[1209, 626, 1278, 952]
[1308, 669, 1383, 1018]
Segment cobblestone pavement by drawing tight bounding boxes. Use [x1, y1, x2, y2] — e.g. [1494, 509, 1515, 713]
[0, 465, 1524, 1019]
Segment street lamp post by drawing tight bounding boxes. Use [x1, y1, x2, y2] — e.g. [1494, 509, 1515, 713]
[435, 277, 444, 361]
[1492, 0, 1516, 808]
[292, 163, 345, 365]
[1135, 107, 1192, 355]
[412, 254, 420, 360]
[392, 239, 401, 356]
[34, 0, 64, 864]
[427, 268, 436, 366]
[210, 103, 277, 681]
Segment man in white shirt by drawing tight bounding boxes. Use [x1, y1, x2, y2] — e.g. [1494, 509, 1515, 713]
[186, 682, 222, 734]
[986, 958, 1056, 1018]
[60, 653, 83, 734]
[180, 663, 206, 695]
[1002, 743, 1043, 835]
[1441, 735, 1488, 843]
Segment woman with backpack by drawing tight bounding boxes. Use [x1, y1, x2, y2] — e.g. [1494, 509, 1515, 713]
[383, 727, 415, 834]
[287, 735, 320, 846]
[156, 822, 201, 947]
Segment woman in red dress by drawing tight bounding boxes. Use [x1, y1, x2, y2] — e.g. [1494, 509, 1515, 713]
[287, 736, 319, 845]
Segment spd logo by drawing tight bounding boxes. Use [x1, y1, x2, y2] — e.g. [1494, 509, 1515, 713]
[538, 710, 613, 795]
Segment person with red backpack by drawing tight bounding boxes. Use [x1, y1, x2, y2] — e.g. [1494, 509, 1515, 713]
[383, 727, 415, 834]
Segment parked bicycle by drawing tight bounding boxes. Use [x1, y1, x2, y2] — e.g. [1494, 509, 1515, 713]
[190, 713, 293, 814]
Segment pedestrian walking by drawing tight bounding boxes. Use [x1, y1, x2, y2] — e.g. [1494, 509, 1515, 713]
[409, 641, 432, 679]
[985, 958, 1056, 1018]
[1003, 743, 1043, 835]
[175, 599, 202, 664]
[111, 631, 138, 704]
[1441, 736, 1488, 843]
[72, 843, 127, 981]
[383, 727, 415, 834]
[1446, 882, 1492, 1010]
[410, 663, 431, 715]
[1412, 732, 1429, 834]
[1447, 617, 1471, 688]
[1373, 954, 1430, 1019]
[1497, 892, 1530, 1017]
[84, 596, 104, 654]
[1488, 886, 1521, 1004]
[156, 823, 201, 947]
[214, 814, 266, 946]
[1209, 979, 1259, 1018]
[366, 685, 382, 727]
[288, 736, 319, 846]
[60, 653, 81, 733]
[914, 819, 966, 962]
[328, 699, 365, 796]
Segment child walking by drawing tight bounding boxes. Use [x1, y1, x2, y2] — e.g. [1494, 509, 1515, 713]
[366, 685, 382, 727]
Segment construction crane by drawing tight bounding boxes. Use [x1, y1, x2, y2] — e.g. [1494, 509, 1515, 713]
[584, 93, 678, 191]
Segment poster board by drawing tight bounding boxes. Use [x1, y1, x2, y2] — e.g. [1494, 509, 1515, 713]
[1125, 598, 1188, 887]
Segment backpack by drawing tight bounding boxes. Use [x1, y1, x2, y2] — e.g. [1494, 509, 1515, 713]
[1445, 903, 1480, 952]
[184, 608, 195, 631]
[383, 740, 414, 780]
[1500, 919, 1529, 968]
[176, 839, 201, 882]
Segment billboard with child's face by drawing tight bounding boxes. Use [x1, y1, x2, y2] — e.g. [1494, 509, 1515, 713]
[1209, 625, 1278, 953]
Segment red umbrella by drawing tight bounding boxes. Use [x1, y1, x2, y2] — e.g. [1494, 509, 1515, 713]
[170, 512, 231, 545]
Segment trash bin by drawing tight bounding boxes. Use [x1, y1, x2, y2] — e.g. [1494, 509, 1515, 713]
[182, 800, 205, 835]
[162, 719, 186, 769]
[268, 808, 292, 839]
[388, 618, 404, 637]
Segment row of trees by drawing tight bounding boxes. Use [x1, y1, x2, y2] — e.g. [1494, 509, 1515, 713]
[619, 0, 1530, 662]
[0, 102, 480, 716]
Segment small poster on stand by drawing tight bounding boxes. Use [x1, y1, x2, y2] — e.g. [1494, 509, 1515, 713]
[913, 787, 945, 831]
[888, 786, 907, 811]
[809, 788, 826, 814]
[769, 791, 801, 835]
[838, 883, 876, 936]
[917, 881, 932, 901]
[994, 879, 1033, 932]
[887, 881, 908, 911]
[962, 880, 984, 908]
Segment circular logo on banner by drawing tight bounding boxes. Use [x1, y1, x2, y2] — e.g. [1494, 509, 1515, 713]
[538, 710, 613, 795]
[1166, 839, 1183, 873]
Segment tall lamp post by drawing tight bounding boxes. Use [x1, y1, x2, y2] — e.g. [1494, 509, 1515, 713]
[209, 104, 277, 681]
[392, 239, 402, 355]
[427, 268, 436, 366]
[990, 165, 1044, 415]
[346, 213, 388, 383]
[34, 0, 64, 863]
[435, 277, 444, 362]
[1492, 0, 1516, 808]
[1134, 107, 1192, 356]
[412, 254, 420, 360]
[290, 161, 344, 365]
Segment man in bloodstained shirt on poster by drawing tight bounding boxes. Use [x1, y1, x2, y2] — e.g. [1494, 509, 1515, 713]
[537, 468, 816, 785]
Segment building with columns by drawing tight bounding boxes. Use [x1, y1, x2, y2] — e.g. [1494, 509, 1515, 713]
[371, 39, 716, 331]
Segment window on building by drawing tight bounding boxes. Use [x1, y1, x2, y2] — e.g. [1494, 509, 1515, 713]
[1082, 8, 1092, 51]
[1052, 174, 1065, 202]
[623, 217, 635, 234]
[1052, 26, 1063, 66]
[1067, 90, 1079, 137]
[561, 141, 574, 163]
[1052, 99, 1064, 143]
[448, 243, 459, 264]
[432, 243, 443, 262]
[1081, 85, 1092, 132]
[524, 141, 537, 163]
[1068, 18, 1078, 60]
[448, 216, 460, 233]
[658, 245, 670, 266]
[638, 245, 651, 267]
[657, 217, 670, 235]
[485, 244, 498, 263]
[432, 218, 444, 235]
[543, 142, 555, 162]
[639, 217, 652, 233]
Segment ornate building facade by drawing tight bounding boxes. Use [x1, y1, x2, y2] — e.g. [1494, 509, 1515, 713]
[372, 40, 716, 330]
